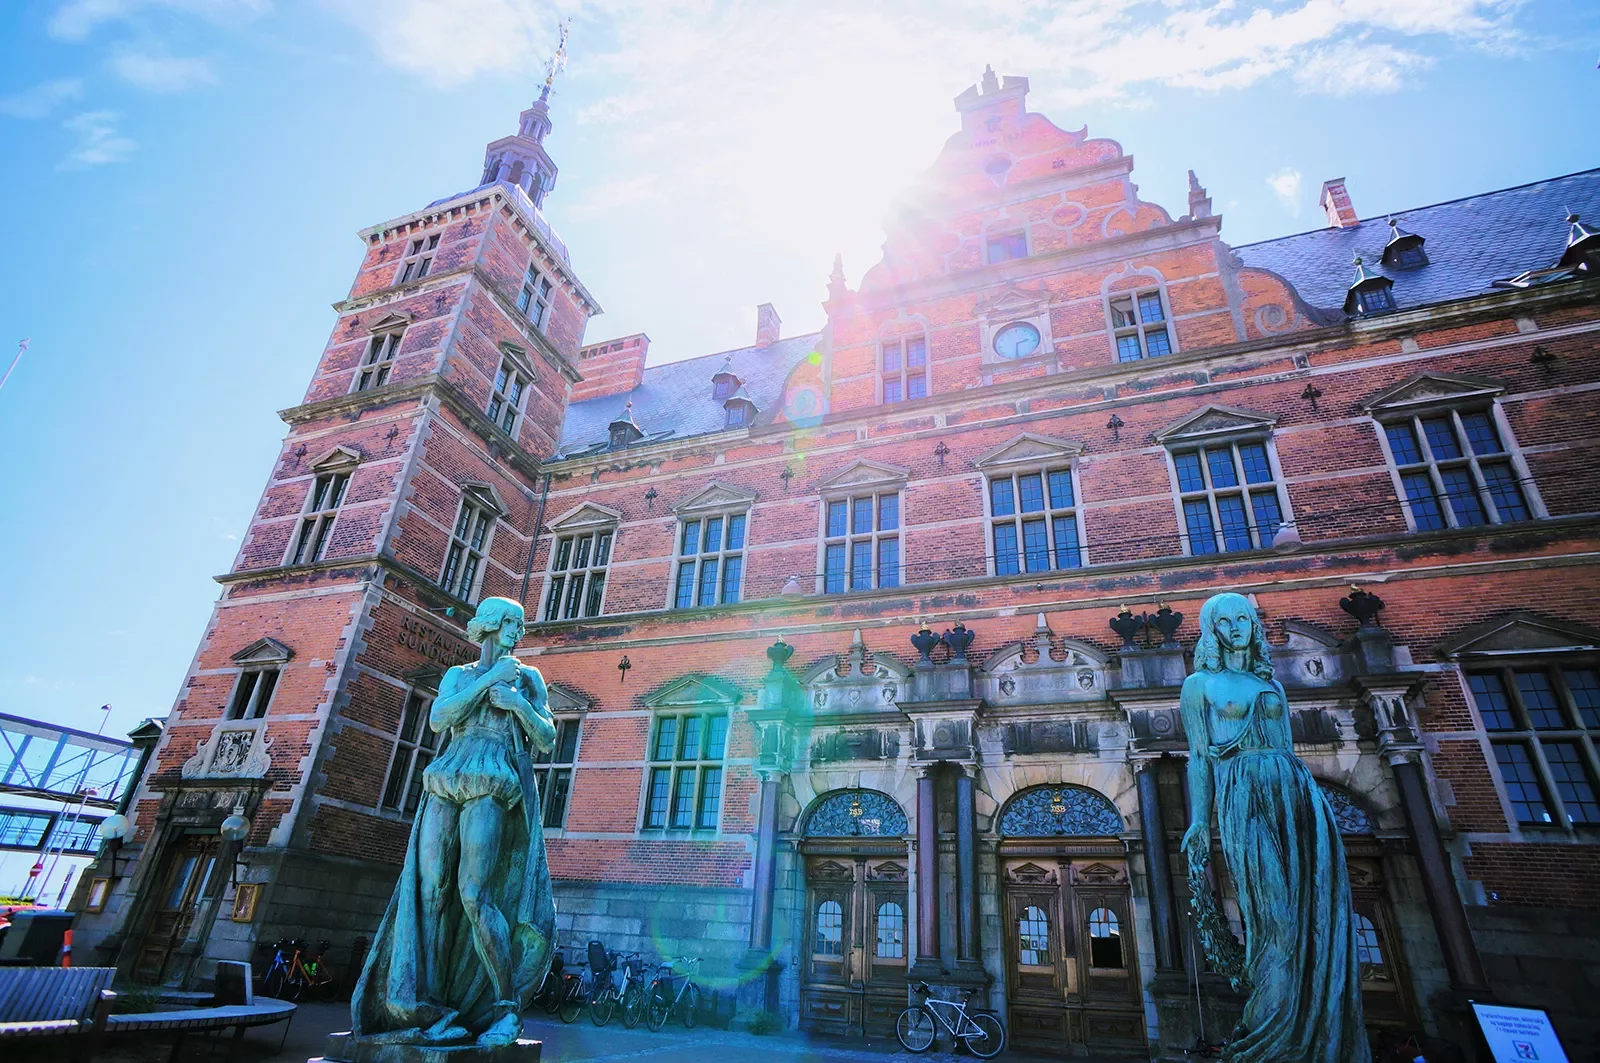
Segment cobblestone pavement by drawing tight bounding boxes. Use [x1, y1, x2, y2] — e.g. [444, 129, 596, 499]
[206, 1001, 1070, 1063]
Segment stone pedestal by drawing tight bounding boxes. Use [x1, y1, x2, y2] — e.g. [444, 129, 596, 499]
[311, 1032, 542, 1063]
[1148, 970, 1243, 1062]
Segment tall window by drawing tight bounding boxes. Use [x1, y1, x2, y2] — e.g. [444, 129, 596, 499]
[989, 467, 1082, 575]
[1380, 409, 1532, 531]
[643, 711, 729, 830]
[1109, 288, 1173, 361]
[398, 233, 439, 284]
[1017, 905, 1050, 966]
[287, 471, 349, 566]
[815, 900, 844, 957]
[441, 492, 496, 603]
[355, 330, 403, 392]
[1171, 439, 1287, 554]
[672, 512, 745, 609]
[1467, 666, 1600, 828]
[876, 901, 906, 959]
[1087, 907, 1124, 969]
[987, 231, 1027, 263]
[487, 359, 529, 436]
[544, 529, 612, 622]
[532, 718, 581, 828]
[823, 492, 899, 592]
[226, 668, 279, 721]
[517, 265, 553, 330]
[380, 688, 438, 815]
[880, 336, 928, 403]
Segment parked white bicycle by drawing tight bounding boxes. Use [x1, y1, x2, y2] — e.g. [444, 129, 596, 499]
[894, 980, 1006, 1058]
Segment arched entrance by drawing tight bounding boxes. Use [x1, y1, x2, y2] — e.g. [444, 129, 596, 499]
[998, 785, 1144, 1056]
[797, 789, 910, 1037]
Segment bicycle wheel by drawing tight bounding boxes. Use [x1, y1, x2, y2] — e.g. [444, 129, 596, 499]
[285, 970, 306, 1003]
[681, 984, 700, 1029]
[559, 981, 585, 1024]
[895, 1006, 936, 1053]
[262, 964, 286, 999]
[962, 1012, 1006, 1059]
[590, 988, 616, 1027]
[645, 988, 670, 1032]
[621, 984, 644, 1029]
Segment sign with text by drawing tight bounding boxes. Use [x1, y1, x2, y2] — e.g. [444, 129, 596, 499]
[1473, 1003, 1569, 1062]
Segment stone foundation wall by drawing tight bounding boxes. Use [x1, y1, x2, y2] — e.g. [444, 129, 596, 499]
[550, 878, 754, 991]
[1469, 904, 1600, 1059]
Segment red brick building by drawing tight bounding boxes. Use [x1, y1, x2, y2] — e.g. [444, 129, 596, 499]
[74, 67, 1600, 1059]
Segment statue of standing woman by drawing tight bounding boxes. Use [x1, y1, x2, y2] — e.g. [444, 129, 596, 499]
[1181, 593, 1370, 1062]
[352, 597, 556, 1050]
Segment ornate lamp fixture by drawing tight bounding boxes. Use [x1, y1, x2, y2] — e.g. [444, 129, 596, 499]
[97, 812, 135, 879]
[220, 801, 253, 889]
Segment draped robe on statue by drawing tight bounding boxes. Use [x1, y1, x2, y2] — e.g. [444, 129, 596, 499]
[1186, 673, 1370, 1063]
[351, 665, 556, 1042]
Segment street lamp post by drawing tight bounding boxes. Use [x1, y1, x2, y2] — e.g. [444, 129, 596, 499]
[0, 339, 29, 394]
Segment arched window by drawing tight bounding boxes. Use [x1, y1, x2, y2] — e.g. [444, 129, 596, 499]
[997, 785, 1122, 837]
[876, 902, 905, 959]
[1353, 912, 1386, 972]
[815, 900, 843, 957]
[1087, 907, 1124, 969]
[1017, 905, 1050, 966]
[1318, 783, 1376, 835]
[804, 790, 909, 837]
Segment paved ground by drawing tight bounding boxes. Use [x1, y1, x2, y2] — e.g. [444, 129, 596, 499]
[65, 1000, 1065, 1062]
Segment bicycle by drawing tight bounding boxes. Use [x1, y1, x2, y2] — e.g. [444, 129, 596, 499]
[261, 938, 335, 1002]
[554, 957, 590, 1024]
[1183, 1035, 1229, 1059]
[894, 980, 1005, 1059]
[587, 941, 640, 1027]
[645, 956, 702, 1031]
[618, 953, 649, 1029]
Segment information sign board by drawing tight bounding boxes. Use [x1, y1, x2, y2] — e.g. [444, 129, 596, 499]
[1473, 1003, 1569, 1063]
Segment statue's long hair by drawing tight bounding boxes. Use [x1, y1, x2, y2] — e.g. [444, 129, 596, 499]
[1192, 591, 1274, 680]
[466, 596, 525, 645]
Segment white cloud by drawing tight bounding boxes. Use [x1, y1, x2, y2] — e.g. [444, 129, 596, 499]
[1266, 168, 1304, 215]
[318, 0, 557, 87]
[111, 46, 217, 92]
[1293, 41, 1432, 94]
[59, 110, 137, 168]
[49, 0, 269, 41]
[0, 77, 85, 119]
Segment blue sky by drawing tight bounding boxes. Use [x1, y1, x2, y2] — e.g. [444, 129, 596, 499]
[0, 0, 1597, 742]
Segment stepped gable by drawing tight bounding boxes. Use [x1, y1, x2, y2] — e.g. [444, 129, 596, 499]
[557, 331, 820, 455]
[1235, 168, 1600, 312]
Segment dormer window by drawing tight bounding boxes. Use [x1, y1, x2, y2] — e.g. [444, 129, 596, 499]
[711, 358, 741, 401]
[608, 401, 644, 449]
[1381, 219, 1428, 270]
[1558, 213, 1600, 272]
[723, 383, 757, 429]
[1344, 256, 1395, 315]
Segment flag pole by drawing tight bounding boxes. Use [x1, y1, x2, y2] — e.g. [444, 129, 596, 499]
[0, 339, 29, 394]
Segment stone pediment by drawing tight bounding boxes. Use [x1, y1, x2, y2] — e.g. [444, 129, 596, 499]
[1363, 373, 1503, 415]
[1006, 861, 1056, 885]
[673, 480, 759, 515]
[231, 637, 293, 666]
[547, 682, 590, 714]
[975, 284, 1051, 317]
[981, 622, 1107, 705]
[801, 630, 909, 716]
[309, 445, 362, 471]
[816, 460, 910, 493]
[1156, 404, 1277, 444]
[975, 433, 1084, 471]
[1275, 620, 1348, 687]
[461, 480, 508, 516]
[368, 312, 412, 333]
[549, 501, 622, 531]
[1437, 611, 1600, 659]
[642, 673, 742, 709]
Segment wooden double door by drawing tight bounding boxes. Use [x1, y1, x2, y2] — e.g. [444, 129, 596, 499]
[133, 833, 221, 984]
[1004, 855, 1145, 1056]
[799, 853, 909, 1037]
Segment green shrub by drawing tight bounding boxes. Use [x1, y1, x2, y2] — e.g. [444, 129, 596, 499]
[111, 986, 164, 1014]
[746, 1009, 781, 1036]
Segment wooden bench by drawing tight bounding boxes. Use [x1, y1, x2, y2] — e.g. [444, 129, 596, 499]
[107, 996, 297, 1062]
[0, 966, 117, 1059]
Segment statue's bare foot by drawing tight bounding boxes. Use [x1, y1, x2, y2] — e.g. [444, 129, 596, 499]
[419, 1016, 471, 1044]
[476, 1002, 522, 1047]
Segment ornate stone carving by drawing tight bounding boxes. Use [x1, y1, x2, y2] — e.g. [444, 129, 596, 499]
[997, 785, 1122, 837]
[181, 723, 272, 780]
[804, 790, 909, 838]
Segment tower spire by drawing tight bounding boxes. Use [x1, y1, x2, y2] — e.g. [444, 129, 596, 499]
[479, 19, 572, 208]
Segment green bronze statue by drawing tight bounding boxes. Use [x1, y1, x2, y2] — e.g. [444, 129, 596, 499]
[352, 597, 556, 1049]
[1180, 592, 1370, 1062]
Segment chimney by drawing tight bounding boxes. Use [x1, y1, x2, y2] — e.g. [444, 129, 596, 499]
[1320, 178, 1358, 229]
[756, 303, 781, 348]
[570, 333, 649, 403]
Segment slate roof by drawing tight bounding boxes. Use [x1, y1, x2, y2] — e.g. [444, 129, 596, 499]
[557, 333, 821, 457]
[1234, 168, 1600, 313]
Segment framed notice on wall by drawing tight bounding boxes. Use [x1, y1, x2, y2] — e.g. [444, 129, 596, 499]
[1473, 1002, 1570, 1062]
[231, 882, 260, 923]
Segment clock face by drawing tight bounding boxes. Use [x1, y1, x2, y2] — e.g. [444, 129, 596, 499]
[994, 322, 1041, 359]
